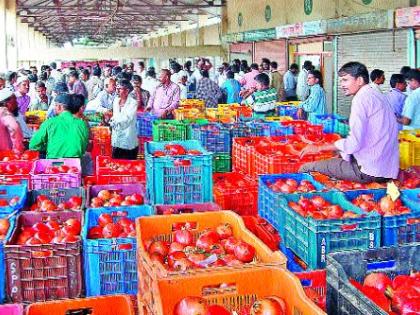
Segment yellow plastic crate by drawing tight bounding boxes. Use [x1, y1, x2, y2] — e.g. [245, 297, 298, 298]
[205, 108, 236, 123]
[179, 99, 205, 109]
[174, 107, 205, 120]
[399, 129, 420, 169]
[276, 101, 301, 106]
[265, 116, 293, 122]
[25, 110, 47, 123]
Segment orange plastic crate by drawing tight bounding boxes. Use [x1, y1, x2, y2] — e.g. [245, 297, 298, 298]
[139, 267, 324, 315]
[26, 295, 135, 315]
[136, 211, 287, 312]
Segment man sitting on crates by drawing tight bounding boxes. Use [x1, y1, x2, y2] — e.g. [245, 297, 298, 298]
[299, 62, 399, 184]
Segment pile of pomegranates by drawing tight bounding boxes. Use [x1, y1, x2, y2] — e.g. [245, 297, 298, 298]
[288, 196, 359, 220]
[87, 213, 136, 239]
[38, 164, 79, 174]
[267, 178, 317, 194]
[144, 223, 256, 271]
[351, 195, 411, 216]
[173, 295, 286, 315]
[0, 217, 11, 240]
[97, 157, 145, 174]
[90, 189, 144, 208]
[29, 195, 82, 211]
[0, 196, 20, 208]
[14, 216, 81, 245]
[350, 272, 420, 314]
[152, 144, 202, 157]
[0, 163, 32, 175]
[0, 151, 37, 161]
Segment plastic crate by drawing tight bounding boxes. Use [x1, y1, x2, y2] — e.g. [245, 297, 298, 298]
[30, 158, 82, 190]
[242, 216, 281, 251]
[145, 140, 213, 205]
[265, 116, 293, 122]
[295, 270, 327, 311]
[277, 101, 301, 106]
[326, 244, 419, 315]
[179, 99, 205, 109]
[96, 156, 146, 184]
[0, 213, 17, 304]
[213, 172, 258, 215]
[25, 110, 47, 124]
[154, 202, 221, 215]
[226, 122, 266, 138]
[258, 174, 326, 238]
[152, 120, 188, 141]
[28, 187, 86, 210]
[343, 189, 420, 246]
[246, 121, 294, 136]
[86, 184, 146, 208]
[212, 154, 231, 173]
[137, 136, 152, 159]
[0, 185, 27, 215]
[280, 191, 381, 269]
[83, 110, 103, 124]
[0, 161, 34, 188]
[136, 211, 287, 313]
[0, 150, 39, 161]
[399, 129, 420, 169]
[281, 120, 309, 134]
[82, 206, 152, 296]
[26, 295, 135, 315]
[174, 107, 205, 120]
[141, 266, 323, 315]
[0, 304, 23, 315]
[276, 105, 299, 119]
[5, 211, 83, 303]
[136, 112, 157, 137]
[310, 172, 389, 191]
[190, 123, 231, 154]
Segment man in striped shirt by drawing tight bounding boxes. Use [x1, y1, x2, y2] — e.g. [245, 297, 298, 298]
[299, 62, 399, 183]
[242, 73, 277, 114]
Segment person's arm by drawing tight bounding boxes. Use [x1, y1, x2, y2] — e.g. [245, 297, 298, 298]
[166, 85, 181, 113]
[195, 81, 205, 100]
[29, 119, 48, 152]
[397, 116, 411, 125]
[110, 99, 137, 130]
[146, 88, 156, 111]
[300, 86, 320, 113]
[2, 116, 24, 154]
[283, 73, 291, 91]
[398, 96, 414, 126]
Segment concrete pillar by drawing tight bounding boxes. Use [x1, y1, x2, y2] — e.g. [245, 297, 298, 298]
[0, 0, 6, 72]
[5, 0, 17, 70]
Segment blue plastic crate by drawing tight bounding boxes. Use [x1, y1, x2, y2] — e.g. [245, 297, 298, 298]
[136, 112, 157, 137]
[0, 213, 16, 303]
[279, 191, 381, 269]
[343, 189, 420, 247]
[312, 114, 349, 136]
[246, 121, 294, 137]
[190, 123, 231, 154]
[28, 187, 86, 209]
[258, 173, 326, 238]
[145, 140, 213, 205]
[0, 185, 27, 215]
[276, 105, 299, 119]
[82, 205, 153, 296]
[224, 122, 265, 138]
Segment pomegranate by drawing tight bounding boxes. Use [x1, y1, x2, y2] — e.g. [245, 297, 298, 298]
[173, 296, 209, 315]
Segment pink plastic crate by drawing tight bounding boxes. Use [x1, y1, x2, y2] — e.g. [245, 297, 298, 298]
[0, 304, 23, 315]
[30, 158, 82, 190]
[86, 183, 147, 208]
[154, 202, 221, 215]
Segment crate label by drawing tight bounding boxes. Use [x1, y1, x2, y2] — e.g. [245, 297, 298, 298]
[9, 261, 19, 294]
[386, 181, 400, 201]
[320, 238, 326, 262]
[369, 232, 375, 248]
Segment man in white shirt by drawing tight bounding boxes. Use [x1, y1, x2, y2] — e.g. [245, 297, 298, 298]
[369, 69, 385, 93]
[296, 60, 312, 101]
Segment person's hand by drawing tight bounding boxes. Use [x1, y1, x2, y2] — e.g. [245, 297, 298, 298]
[297, 108, 305, 120]
[299, 144, 320, 159]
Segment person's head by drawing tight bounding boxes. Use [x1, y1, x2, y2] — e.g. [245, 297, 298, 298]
[184, 61, 192, 71]
[0, 89, 18, 116]
[28, 74, 37, 84]
[270, 61, 278, 71]
[16, 77, 30, 95]
[370, 69, 385, 85]
[68, 70, 79, 84]
[146, 69, 156, 79]
[217, 66, 224, 74]
[138, 61, 145, 71]
[240, 60, 248, 68]
[92, 67, 101, 77]
[400, 66, 411, 79]
[40, 71, 48, 81]
[52, 81, 69, 96]
[36, 81, 47, 97]
[53, 93, 71, 115]
[200, 70, 210, 79]
[116, 79, 133, 99]
[250, 63, 259, 71]
[69, 94, 85, 115]
[307, 70, 323, 87]
[81, 69, 90, 81]
[117, 71, 131, 81]
[159, 69, 171, 85]
[103, 65, 112, 77]
[104, 77, 116, 94]
[0, 77, 5, 90]
[261, 58, 271, 71]
[30, 66, 38, 75]
[226, 70, 235, 80]
[290, 63, 299, 74]
[131, 74, 142, 89]
[389, 74, 407, 92]
[338, 62, 369, 96]
[406, 69, 420, 91]
[171, 63, 182, 74]
[231, 64, 240, 74]
[254, 73, 270, 91]
[196, 59, 204, 69]
[303, 60, 313, 71]
[50, 62, 57, 70]
[233, 59, 241, 67]
[6, 71, 17, 84]
[180, 75, 188, 85]
[112, 66, 122, 77]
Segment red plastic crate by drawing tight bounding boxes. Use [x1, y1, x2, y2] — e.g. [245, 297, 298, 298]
[281, 120, 309, 134]
[96, 156, 146, 184]
[295, 270, 326, 311]
[138, 136, 152, 159]
[213, 172, 258, 215]
[242, 216, 281, 251]
[0, 150, 39, 161]
[0, 161, 34, 188]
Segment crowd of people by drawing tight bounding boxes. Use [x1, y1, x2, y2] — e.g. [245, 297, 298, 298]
[0, 57, 419, 183]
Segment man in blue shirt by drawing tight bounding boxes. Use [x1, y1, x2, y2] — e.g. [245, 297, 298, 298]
[386, 74, 407, 117]
[221, 71, 241, 104]
[297, 70, 327, 123]
[283, 63, 299, 101]
[399, 69, 420, 130]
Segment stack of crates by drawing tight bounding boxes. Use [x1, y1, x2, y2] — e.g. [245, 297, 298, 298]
[399, 129, 420, 169]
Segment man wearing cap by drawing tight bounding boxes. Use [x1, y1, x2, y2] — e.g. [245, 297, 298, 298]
[29, 93, 89, 158]
[46, 81, 69, 118]
[15, 76, 31, 114]
[0, 89, 24, 153]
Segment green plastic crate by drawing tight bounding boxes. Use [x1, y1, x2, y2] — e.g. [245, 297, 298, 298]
[152, 120, 188, 141]
[213, 154, 231, 173]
